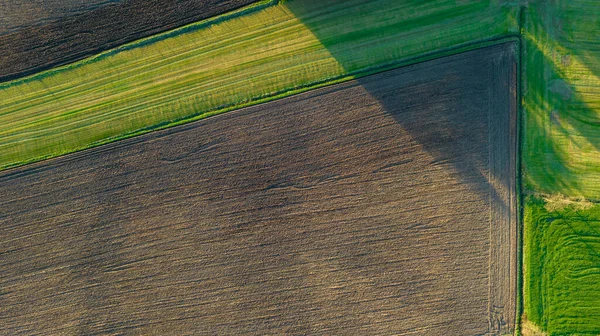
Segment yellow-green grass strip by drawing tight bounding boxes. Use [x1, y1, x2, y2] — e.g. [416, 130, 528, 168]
[0, 0, 519, 171]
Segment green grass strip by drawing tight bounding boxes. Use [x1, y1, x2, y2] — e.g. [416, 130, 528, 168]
[0, 0, 518, 171]
[524, 196, 600, 335]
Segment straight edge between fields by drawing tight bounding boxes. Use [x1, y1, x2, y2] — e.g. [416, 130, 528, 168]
[485, 40, 520, 336]
[0, 0, 280, 88]
[1, 39, 525, 334]
[0, 1, 268, 83]
[515, 6, 525, 335]
[0, 35, 521, 174]
[0, 34, 525, 336]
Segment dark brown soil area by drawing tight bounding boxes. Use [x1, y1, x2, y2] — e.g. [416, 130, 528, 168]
[0, 44, 517, 335]
[0, 0, 258, 82]
[0, 0, 119, 35]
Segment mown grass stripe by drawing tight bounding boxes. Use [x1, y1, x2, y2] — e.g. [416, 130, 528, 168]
[0, 0, 518, 170]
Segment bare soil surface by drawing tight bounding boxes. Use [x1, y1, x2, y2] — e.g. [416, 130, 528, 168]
[0, 0, 258, 82]
[0, 44, 517, 335]
[0, 0, 119, 35]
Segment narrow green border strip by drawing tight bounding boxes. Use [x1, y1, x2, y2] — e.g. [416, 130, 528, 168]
[1, 8, 525, 334]
[514, 6, 525, 336]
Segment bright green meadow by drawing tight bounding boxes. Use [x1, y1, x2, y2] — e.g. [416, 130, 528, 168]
[524, 197, 600, 335]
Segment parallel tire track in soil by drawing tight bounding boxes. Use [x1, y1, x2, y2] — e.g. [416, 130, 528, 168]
[0, 44, 517, 335]
[0, 0, 258, 83]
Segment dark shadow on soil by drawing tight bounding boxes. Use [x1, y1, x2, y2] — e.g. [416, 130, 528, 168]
[286, 1, 519, 333]
[286, 0, 600, 199]
[285, 0, 518, 211]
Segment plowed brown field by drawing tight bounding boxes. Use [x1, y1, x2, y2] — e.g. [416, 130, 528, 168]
[0, 44, 517, 335]
[0, 0, 258, 82]
[0, 0, 118, 34]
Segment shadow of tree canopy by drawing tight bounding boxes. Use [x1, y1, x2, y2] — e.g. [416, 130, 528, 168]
[285, 0, 521, 214]
[522, 1, 600, 198]
[284, 2, 520, 332]
[285, 0, 600, 199]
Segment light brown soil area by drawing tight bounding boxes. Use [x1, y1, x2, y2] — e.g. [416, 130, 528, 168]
[0, 44, 517, 335]
[522, 318, 547, 336]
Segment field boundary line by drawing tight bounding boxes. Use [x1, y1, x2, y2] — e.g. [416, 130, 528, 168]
[0, 35, 520, 173]
[0, 0, 280, 88]
[485, 42, 519, 335]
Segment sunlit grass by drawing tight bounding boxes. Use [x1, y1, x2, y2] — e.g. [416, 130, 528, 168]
[0, 0, 518, 170]
[5, 0, 600, 334]
[522, 2, 600, 333]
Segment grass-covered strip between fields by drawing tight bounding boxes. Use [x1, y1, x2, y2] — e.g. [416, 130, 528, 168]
[523, 1, 600, 198]
[0, 49, 517, 334]
[0, 0, 518, 171]
[524, 196, 600, 335]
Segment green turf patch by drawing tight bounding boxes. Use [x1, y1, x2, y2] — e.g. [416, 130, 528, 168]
[524, 196, 600, 335]
[4, 0, 600, 333]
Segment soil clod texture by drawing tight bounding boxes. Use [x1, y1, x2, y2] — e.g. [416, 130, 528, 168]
[0, 44, 517, 335]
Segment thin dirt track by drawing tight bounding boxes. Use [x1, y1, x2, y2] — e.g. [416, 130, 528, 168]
[0, 43, 517, 335]
[0, 0, 258, 82]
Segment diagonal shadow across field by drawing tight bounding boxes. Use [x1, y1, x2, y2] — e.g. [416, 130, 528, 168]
[284, 0, 600, 200]
[286, 1, 519, 334]
[0, 42, 517, 335]
[281, 1, 526, 334]
[283, 0, 515, 206]
[522, 2, 600, 197]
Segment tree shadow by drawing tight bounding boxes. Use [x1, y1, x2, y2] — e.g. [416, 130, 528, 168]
[285, 0, 600, 200]
[285, 0, 521, 213]
[281, 0, 599, 332]
[286, 1, 520, 333]
[522, 2, 600, 197]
